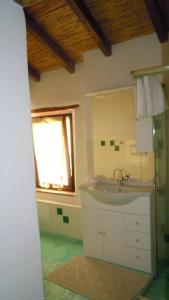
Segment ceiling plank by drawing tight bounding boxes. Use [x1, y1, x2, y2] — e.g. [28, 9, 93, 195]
[25, 12, 75, 73]
[145, 0, 168, 42]
[65, 0, 112, 56]
[28, 63, 41, 81]
[13, 0, 42, 7]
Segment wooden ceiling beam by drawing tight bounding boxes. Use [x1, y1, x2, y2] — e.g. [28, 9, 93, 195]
[28, 63, 41, 81]
[65, 0, 112, 57]
[158, 0, 169, 31]
[145, 0, 168, 43]
[25, 12, 75, 73]
[13, 0, 42, 7]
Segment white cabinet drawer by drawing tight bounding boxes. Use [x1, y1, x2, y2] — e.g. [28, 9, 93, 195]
[124, 247, 152, 273]
[125, 231, 151, 250]
[125, 214, 150, 233]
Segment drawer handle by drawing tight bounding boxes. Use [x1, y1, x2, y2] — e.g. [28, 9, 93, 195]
[136, 239, 140, 242]
[136, 256, 140, 260]
[98, 231, 106, 236]
[135, 222, 139, 225]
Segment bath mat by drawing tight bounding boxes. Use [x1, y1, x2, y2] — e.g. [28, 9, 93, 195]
[48, 256, 151, 300]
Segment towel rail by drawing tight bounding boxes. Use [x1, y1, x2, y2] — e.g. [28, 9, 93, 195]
[130, 64, 169, 79]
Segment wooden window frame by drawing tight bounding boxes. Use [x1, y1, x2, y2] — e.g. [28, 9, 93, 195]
[31, 106, 78, 195]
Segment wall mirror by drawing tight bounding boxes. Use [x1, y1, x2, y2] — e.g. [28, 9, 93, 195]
[90, 86, 154, 180]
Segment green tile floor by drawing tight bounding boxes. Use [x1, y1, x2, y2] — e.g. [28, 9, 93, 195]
[40, 232, 169, 300]
[41, 232, 89, 300]
[145, 263, 169, 300]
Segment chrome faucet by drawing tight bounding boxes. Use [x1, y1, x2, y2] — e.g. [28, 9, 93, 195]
[120, 174, 131, 185]
[119, 178, 125, 185]
[113, 169, 131, 185]
[124, 174, 131, 181]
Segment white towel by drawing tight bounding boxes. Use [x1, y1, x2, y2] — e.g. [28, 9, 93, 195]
[136, 75, 167, 152]
[136, 75, 167, 119]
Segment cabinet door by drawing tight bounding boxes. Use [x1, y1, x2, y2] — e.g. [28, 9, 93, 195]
[82, 208, 103, 259]
[102, 211, 124, 265]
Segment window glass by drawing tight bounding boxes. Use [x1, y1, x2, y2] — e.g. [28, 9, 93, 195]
[32, 112, 75, 193]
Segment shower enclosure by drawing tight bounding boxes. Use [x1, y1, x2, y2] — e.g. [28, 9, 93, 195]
[154, 111, 169, 274]
[131, 64, 169, 277]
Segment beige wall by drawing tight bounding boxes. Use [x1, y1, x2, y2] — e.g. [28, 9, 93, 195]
[30, 33, 162, 238]
[31, 64, 88, 206]
[31, 64, 87, 238]
[37, 201, 82, 239]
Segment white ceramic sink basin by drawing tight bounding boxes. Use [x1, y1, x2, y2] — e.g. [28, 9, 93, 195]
[79, 182, 153, 205]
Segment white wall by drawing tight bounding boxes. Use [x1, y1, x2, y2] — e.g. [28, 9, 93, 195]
[0, 1, 43, 299]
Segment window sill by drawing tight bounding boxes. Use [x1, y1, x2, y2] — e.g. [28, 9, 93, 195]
[36, 188, 76, 196]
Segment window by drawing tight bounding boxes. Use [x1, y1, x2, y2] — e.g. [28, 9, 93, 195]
[32, 108, 75, 193]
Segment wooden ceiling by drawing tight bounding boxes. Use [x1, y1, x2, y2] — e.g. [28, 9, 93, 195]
[14, 0, 169, 81]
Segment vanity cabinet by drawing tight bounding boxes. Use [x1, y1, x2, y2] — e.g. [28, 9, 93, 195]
[83, 208, 124, 265]
[81, 191, 155, 274]
[123, 213, 152, 272]
[82, 208, 103, 259]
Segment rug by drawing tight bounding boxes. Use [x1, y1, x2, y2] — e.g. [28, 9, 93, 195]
[48, 256, 151, 300]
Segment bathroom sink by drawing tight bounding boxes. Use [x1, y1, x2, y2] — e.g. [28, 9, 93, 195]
[79, 182, 153, 205]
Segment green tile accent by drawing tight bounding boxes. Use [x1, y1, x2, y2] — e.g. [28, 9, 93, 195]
[100, 140, 105, 146]
[115, 145, 120, 151]
[110, 140, 115, 146]
[57, 208, 63, 215]
[63, 216, 69, 224]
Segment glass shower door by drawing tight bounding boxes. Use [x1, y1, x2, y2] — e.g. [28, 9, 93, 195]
[154, 112, 168, 274]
